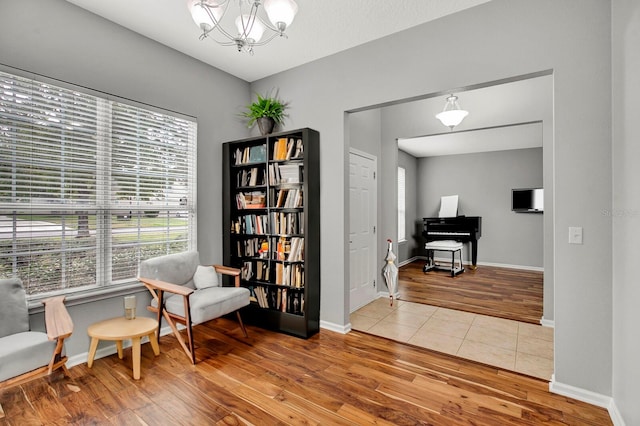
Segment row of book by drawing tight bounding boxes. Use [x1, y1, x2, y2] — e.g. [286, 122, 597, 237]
[234, 144, 267, 165]
[249, 285, 304, 315]
[234, 138, 303, 165]
[231, 211, 303, 235]
[241, 260, 304, 287]
[234, 236, 304, 262]
[235, 189, 303, 209]
[272, 138, 303, 161]
[270, 188, 303, 208]
[271, 211, 303, 235]
[235, 238, 269, 258]
[236, 191, 266, 209]
[276, 236, 304, 262]
[275, 263, 304, 287]
[232, 214, 269, 235]
[268, 163, 302, 185]
[236, 167, 265, 187]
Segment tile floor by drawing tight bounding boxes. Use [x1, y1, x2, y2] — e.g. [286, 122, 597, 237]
[350, 297, 554, 380]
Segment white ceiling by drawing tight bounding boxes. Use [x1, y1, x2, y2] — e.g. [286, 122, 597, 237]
[398, 122, 543, 157]
[390, 74, 552, 157]
[64, 0, 490, 82]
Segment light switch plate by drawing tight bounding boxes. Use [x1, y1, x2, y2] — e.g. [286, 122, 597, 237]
[569, 227, 583, 244]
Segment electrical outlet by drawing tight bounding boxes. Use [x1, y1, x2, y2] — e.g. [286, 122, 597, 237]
[569, 227, 583, 244]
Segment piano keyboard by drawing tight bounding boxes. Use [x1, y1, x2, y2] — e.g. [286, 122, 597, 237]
[427, 231, 471, 236]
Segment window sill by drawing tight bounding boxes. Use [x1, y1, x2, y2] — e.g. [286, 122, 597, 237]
[28, 280, 146, 314]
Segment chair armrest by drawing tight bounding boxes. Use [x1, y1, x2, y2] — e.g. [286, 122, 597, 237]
[212, 265, 241, 287]
[138, 277, 194, 296]
[41, 296, 73, 340]
[212, 265, 240, 276]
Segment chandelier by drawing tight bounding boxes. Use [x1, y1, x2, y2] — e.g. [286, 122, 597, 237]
[187, 0, 299, 54]
[435, 94, 469, 130]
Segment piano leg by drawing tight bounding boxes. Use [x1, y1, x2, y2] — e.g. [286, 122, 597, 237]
[470, 240, 478, 269]
[423, 250, 435, 272]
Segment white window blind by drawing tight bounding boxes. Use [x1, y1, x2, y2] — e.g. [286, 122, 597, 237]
[0, 70, 197, 296]
[398, 166, 406, 242]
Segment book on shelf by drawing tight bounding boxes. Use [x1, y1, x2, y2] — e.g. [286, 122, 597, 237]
[236, 191, 266, 209]
[292, 139, 303, 159]
[250, 285, 305, 314]
[237, 167, 263, 187]
[285, 189, 302, 208]
[273, 138, 287, 161]
[278, 163, 302, 183]
[268, 164, 279, 185]
[234, 144, 267, 165]
[234, 148, 243, 165]
[287, 237, 304, 262]
[248, 286, 258, 303]
[268, 211, 303, 235]
[249, 145, 266, 163]
[281, 288, 287, 312]
[241, 261, 253, 280]
[275, 188, 287, 208]
[249, 167, 259, 186]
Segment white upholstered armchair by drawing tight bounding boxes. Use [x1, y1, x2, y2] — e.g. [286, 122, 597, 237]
[138, 251, 250, 364]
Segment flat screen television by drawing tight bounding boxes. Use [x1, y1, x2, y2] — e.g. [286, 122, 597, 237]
[512, 188, 543, 213]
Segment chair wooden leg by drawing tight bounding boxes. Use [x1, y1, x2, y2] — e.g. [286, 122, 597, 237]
[161, 310, 195, 364]
[156, 289, 164, 342]
[236, 311, 248, 338]
[183, 297, 196, 365]
[187, 324, 196, 365]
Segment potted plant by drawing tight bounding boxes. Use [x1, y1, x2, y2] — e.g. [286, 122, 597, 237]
[242, 92, 288, 135]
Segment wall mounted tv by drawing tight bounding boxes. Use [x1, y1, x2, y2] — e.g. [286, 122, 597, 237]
[512, 188, 543, 213]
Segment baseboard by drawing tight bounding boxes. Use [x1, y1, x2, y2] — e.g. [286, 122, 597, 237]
[550, 376, 625, 425]
[608, 398, 626, 426]
[540, 317, 555, 328]
[398, 256, 423, 267]
[66, 324, 173, 368]
[400, 256, 543, 272]
[549, 374, 611, 409]
[474, 260, 543, 272]
[320, 320, 350, 334]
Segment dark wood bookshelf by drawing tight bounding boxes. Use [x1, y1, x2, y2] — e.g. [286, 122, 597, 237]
[222, 128, 320, 338]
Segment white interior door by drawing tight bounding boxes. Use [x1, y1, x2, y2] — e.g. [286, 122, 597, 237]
[349, 149, 377, 312]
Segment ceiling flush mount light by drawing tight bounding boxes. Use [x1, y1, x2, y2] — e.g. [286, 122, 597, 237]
[435, 94, 469, 130]
[187, 0, 298, 54]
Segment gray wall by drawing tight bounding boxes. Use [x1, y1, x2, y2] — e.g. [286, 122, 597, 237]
[612, 0, 640, 423]
[417, 148, 543, 268]
[397, 150, 419, 263]
[251, 0, 613, 399]
[0, 0, 250, 357]
[348, 109, 381, 156]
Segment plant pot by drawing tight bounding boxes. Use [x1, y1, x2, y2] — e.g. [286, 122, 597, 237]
[257, 117, 275, 135]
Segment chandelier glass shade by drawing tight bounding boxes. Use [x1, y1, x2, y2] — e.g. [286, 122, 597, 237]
[435, 94, 469, 130]
[187, 0, 298, 54]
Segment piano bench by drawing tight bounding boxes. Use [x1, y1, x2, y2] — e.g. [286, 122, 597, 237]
[423, 240, 465, 277]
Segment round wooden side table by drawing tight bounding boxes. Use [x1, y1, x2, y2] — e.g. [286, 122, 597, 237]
[87, 316, 160, 380]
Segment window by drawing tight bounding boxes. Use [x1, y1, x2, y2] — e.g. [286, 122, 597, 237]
[0, 70, 197, 297]
[398, 166, 405, 242]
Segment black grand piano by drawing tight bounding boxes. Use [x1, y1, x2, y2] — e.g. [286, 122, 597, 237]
[422, 216, 482, 268]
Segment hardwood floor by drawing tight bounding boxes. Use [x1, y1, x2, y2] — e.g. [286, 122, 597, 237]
[398, 261, 544, 324]
[0, 318, 610, 425]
